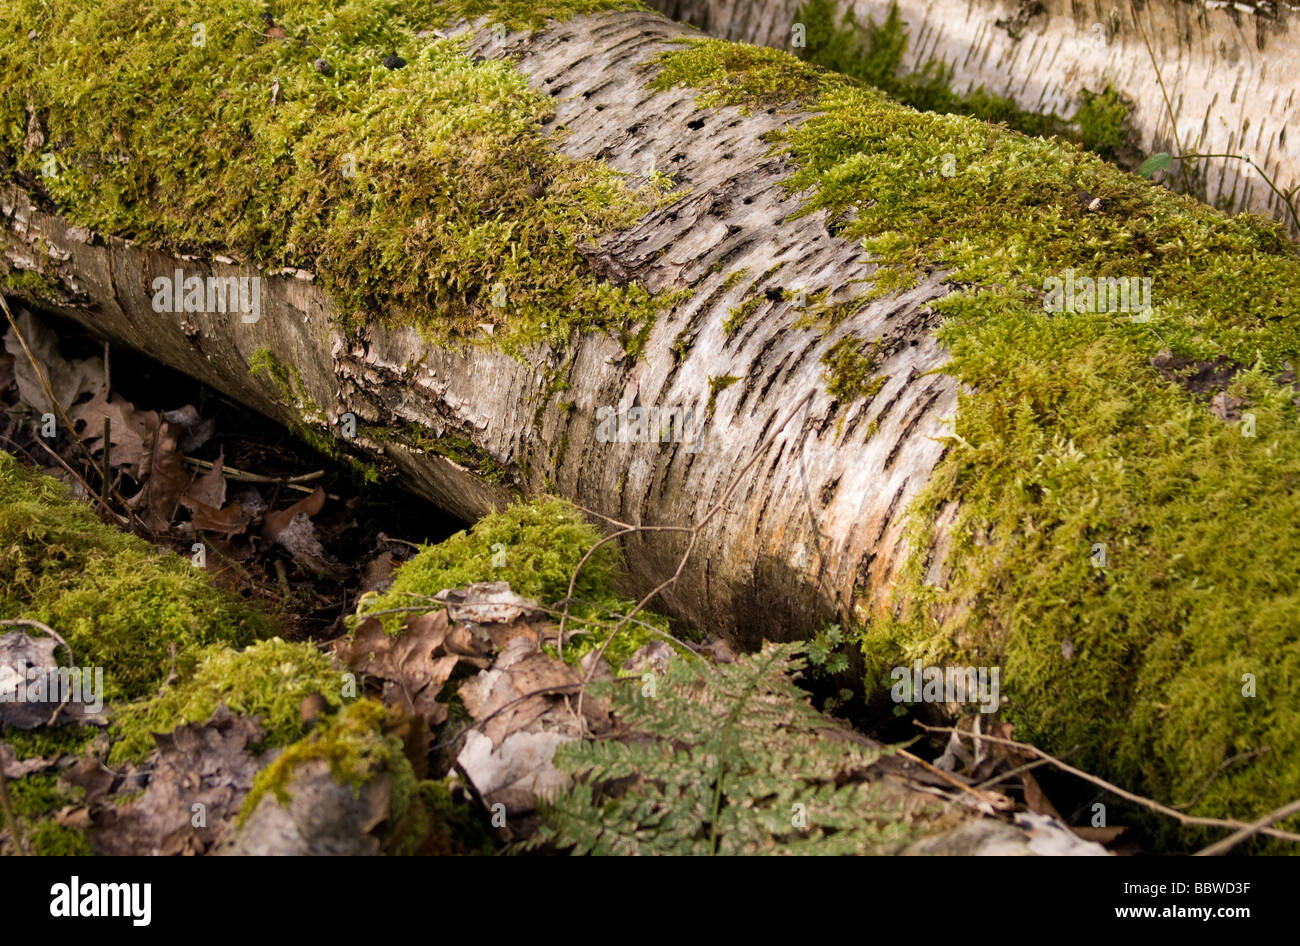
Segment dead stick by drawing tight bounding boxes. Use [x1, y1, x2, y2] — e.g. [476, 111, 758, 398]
[0, 751, 27, 856]
[917, 722, 1300, 845]
[101, 416, 111, 516]
[1195, 796, 1300, 856]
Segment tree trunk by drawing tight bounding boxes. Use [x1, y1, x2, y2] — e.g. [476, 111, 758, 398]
[649, 0, 1300, 236]
[2, 8, 955, 648]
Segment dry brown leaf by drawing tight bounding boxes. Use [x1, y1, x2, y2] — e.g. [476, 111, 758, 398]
[262, 486, 325, 539]
[3, 309, 105, 415]
[185, 449, 227, 508]
[129, 417, 192, 531]
[1071, 824, 1128, 845]
[180, 496, 250, 537]
[72, 390, 154, 471]
[88, 708, 267, 856]
[334, 612, 458, 727]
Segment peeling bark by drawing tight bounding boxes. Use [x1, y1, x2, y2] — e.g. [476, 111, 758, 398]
[2, 10, 956, 648]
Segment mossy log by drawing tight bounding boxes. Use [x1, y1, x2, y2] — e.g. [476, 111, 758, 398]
[1, 2, 957, 649]
[649, 0, 1299, 235]
[3, 0, 1300, 834]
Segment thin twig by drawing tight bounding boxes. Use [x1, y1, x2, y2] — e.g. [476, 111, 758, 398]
[1195, 795, 1300, 856]
[917, 722, 1300, 846]
[896, 747, 1014, 811]
[0, 751, 27, 856]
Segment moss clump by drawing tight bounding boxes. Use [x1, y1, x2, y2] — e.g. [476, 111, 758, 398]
[0, 267, 64, 303]
[356, 496, 669, 667]
[240, 699, 495, 853]
[109, 638, 345, 764]
[27, 821, 93, 856]
[0, 773, 91, 855]
[240, 698, 394, 817]
[652, 36, 1300, 846]
[1075, 86, 1131, 160]
[723, 295, 763, 336]
[0, 451, 273, 701]
[1, 725, 96, 761]
[1, 0, 669, 356]
[706, 374, 739, 411]
[821, 336, 884, 403]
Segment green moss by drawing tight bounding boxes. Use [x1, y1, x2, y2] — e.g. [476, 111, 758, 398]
[1, 725, 96, 761]
[821, 336, 885, 403]
[706, 374, 739, 411]
[355, 496, 669, 667]
[109, 637, 345, 764]
[240, 698, 393, 818]
[1, 0, 670, 357]
[0, 450, 273, 701]
[426, 434, 510, 485]
[27, 821, 93, 856]
[240, 698, 495, 853]
[653, 35, 1300, 846]
[248, 348, 379, 482]
[721, 267, 750, 290]
[1075, 86, 1131, 160]
[388, 778, 496, 855]
[6, 774, 67, 820]
[0, 772, 90, 855]
[723, 294, 763, 336]
[0, 267, 63, 303]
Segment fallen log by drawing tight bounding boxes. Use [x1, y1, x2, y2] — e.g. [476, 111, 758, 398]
[649, 0, 1300, 236]
[3, 0, 1299, 834]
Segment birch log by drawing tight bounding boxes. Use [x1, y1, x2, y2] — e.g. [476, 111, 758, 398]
[2, 8, 954, 648]
[650, 0, 1300, 235]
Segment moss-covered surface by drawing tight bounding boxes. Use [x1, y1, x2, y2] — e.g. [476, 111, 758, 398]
[795, 0, 1130, 159]
[355, 496, 670, 667]
[239, 698, 493, 853]
[369, 419, 511, 485]
[247, 347, 381, 482]
[652, 38, 1300, 846]
[0, 772, 91, 855]
[0, 0, 668, 355]
[0, 450, 273, 701]
[108, 638, 345, 764]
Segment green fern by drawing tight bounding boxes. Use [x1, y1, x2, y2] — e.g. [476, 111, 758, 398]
[534, 643, 933, 855]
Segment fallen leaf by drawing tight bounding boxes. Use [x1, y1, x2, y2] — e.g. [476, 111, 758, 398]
[162, 404, 215, 453]
[72, 390, 155, 472]
[128, 416, 193, 531]
[91, 707, 268, 856]
[334, 613, 457, 727]
[180, 496, 250, 537]
[183, 449, 227, 508]
[262, 486, 325, 538]
[3, 308, 105, 415]
[434, 582, 544, 625]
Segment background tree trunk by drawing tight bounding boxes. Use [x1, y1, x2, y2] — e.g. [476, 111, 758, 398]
[649, 0, 1300, 236]
[2, 8, 956, 648]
